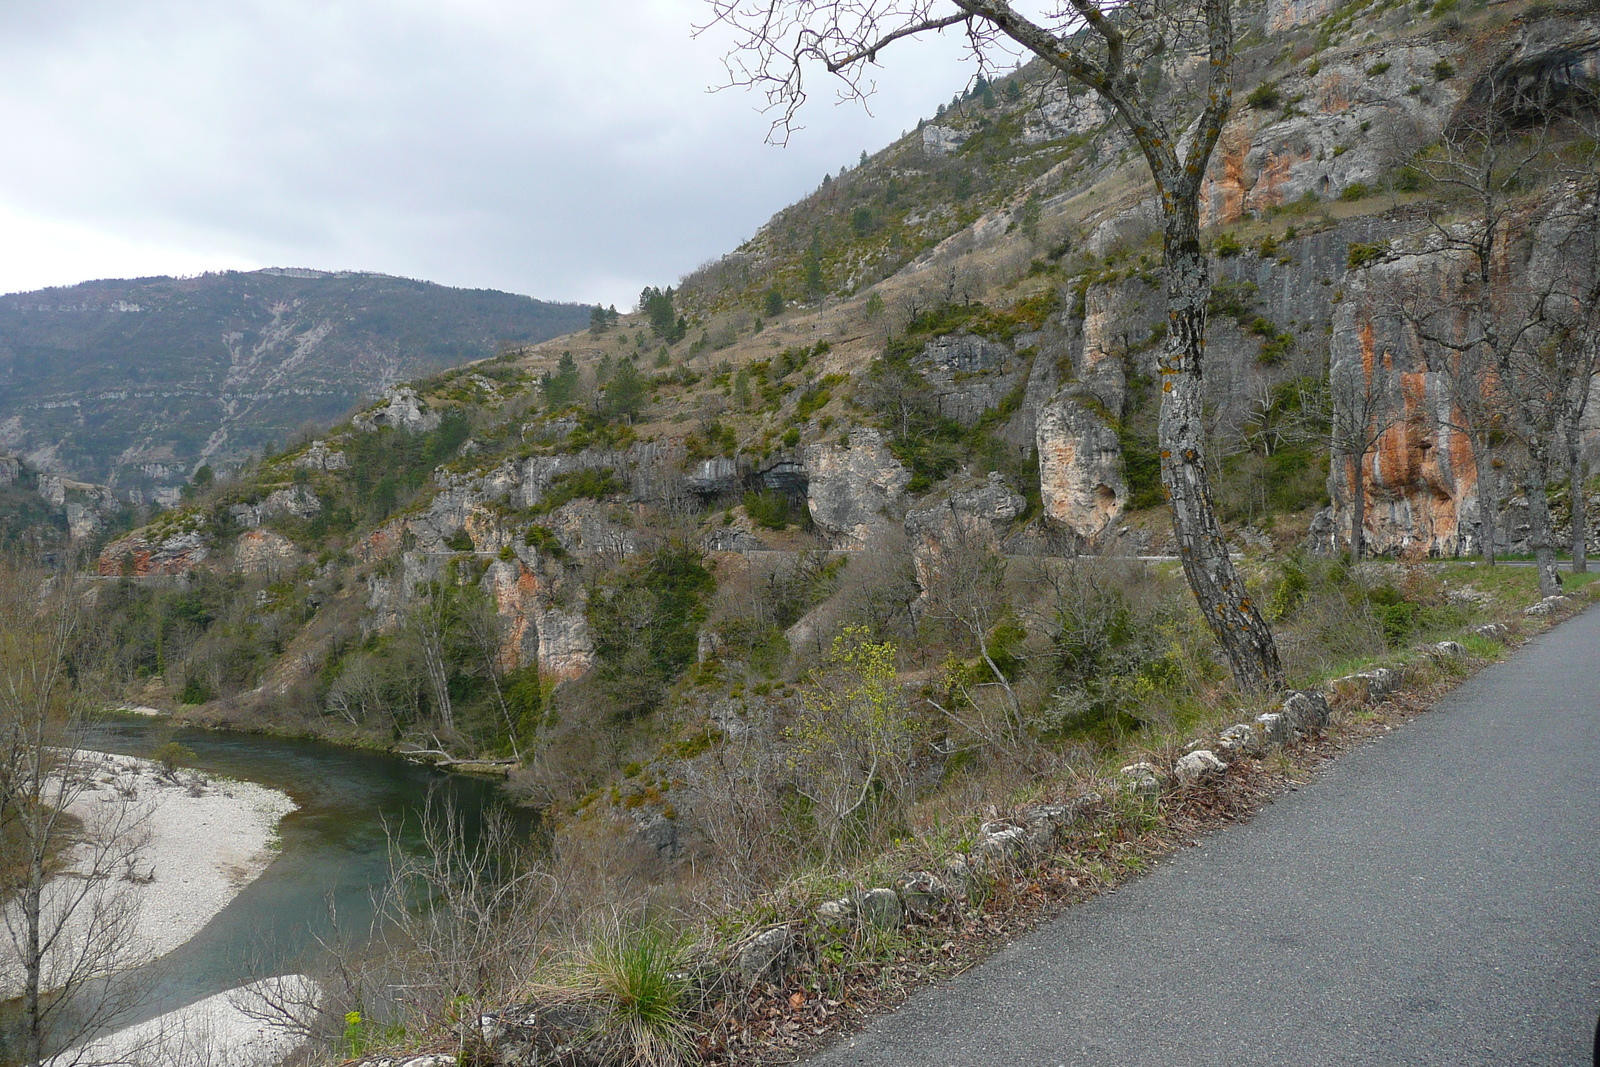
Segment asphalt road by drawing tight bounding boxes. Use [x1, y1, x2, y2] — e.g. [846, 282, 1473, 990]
[810, 608, 1600, 1067]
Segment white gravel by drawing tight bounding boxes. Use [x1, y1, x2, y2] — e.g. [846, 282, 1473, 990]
[1, 751, 296, 997]
[49, 974, 322, 1067]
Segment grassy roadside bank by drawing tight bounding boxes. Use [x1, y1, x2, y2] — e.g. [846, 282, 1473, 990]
[314, 563, 1595, 1067]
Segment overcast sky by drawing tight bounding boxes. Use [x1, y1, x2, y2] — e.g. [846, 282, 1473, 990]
[0, 0, 995, 308]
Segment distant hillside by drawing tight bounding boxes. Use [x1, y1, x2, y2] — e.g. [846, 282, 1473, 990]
[0, 269, 591, 496]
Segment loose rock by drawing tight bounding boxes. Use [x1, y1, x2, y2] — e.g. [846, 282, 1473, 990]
[856, 888, 903, 930]
[1174, 749, 1228, 787]
[1217, 723, 1263, 760]
[733, 925, 799, 983]
[1255, 712, 1288, 748]
[1119, 762, 1166, 797]
[1280, 690, 1331, 735]
[895, 872, 951, 920]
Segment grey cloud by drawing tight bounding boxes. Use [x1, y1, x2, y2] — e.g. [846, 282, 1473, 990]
[0, 0, 981, 306]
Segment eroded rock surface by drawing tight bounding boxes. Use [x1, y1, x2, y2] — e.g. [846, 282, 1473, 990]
[1036, 396, 1126, 546]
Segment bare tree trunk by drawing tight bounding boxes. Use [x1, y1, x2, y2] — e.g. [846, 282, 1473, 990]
[1160, 216, 1284, 691]
[1350, 453, 1367, 563]
[1524, 444, 1562, 597]
[1477, 448, 1499, 565]
[1572, 455, 1589, 573]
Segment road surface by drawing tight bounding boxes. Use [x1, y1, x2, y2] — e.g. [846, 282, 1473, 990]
[810, 607, 1600, 1066]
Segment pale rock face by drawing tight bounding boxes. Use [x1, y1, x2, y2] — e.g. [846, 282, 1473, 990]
[293, 440, 349, 471]
[1266, 0, 1340, 32]
[261, 485, 322, 522]
[1328, 189, 1600, 557]
[912, 334, 1028, 427]
[352, 387, 441, 432]
[542, 497, 636, 557]
[1020, 84, 1110, 144]
[904, 473, 1026, 608]
[921, 124, 969, 156]
[804, 429, 911, 548]
[65, 502, 103, 541]
[686, 457, 742, 496]
[235, 529, 299, 576]
[1202, 45, 1456, 225]
[1085, 201, 1160, 260]
[1036, 396, 1127, 545]
[0, 456, 19, 486]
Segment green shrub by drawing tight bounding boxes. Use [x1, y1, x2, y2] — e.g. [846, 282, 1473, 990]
[535, 468, 623, 514]
[1432, 59, 1455, 80]
[1347, 241, 1386, 269]
[1213, 232, 1244, 258]
[586, 543, 716, 719]
[1246, 81, 1282, 110]
[445, 528, 476, 552]
[1339, 182, 1370, 202]
[744, 490, 792, 530]
[152, 741, 197, 775]
[178, 677, 212, 705]
[1365, 61, 1391, 76]
[1368, 584, 1419, 646]
[524, 524, 566, 558]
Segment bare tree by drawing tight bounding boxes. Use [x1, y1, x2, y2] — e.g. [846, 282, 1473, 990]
[706, 0, 1283, 689]
[1329, 347, 1402, 561]
[0, 568, 150, 1067]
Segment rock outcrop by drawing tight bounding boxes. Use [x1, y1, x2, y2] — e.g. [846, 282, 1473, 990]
[234, 530, 300, 576]
[99, 524, 210, 577]
[1203, 44, 1458, 224]
[353, 387, 442, 433]
[804, 429, 911, 548]
[1036, 396, 1126, 545]
[904, 473, 1027, 608]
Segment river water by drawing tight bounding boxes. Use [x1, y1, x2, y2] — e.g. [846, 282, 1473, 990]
[71, 717, 532, 1031]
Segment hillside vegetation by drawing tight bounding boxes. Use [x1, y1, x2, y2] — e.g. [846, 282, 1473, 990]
[43, 0, 1600, 1059]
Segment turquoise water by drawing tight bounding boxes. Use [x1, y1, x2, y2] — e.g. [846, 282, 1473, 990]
[54, 717, 531, 1036]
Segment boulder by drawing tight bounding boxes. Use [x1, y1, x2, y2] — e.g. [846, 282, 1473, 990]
[1174, 749, 1228, 787]
[940, 855, 977, 899]
[1280, 690, 1331, 734]
[976, 821, 1030, 864]
[1473, 623, 1509, 642]
[1019, 795, 1100, 851]
[816, 899, 855, 927]
[1119, 761, 1167, 797]
[895, 872, 952, 920]
[1254, 712, 1288, 748]
[856, 888, 903, 930]
[1431, 640, 1467, 659]
[1217, 723, 1264, 761]
[732, 925, 800, 983]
